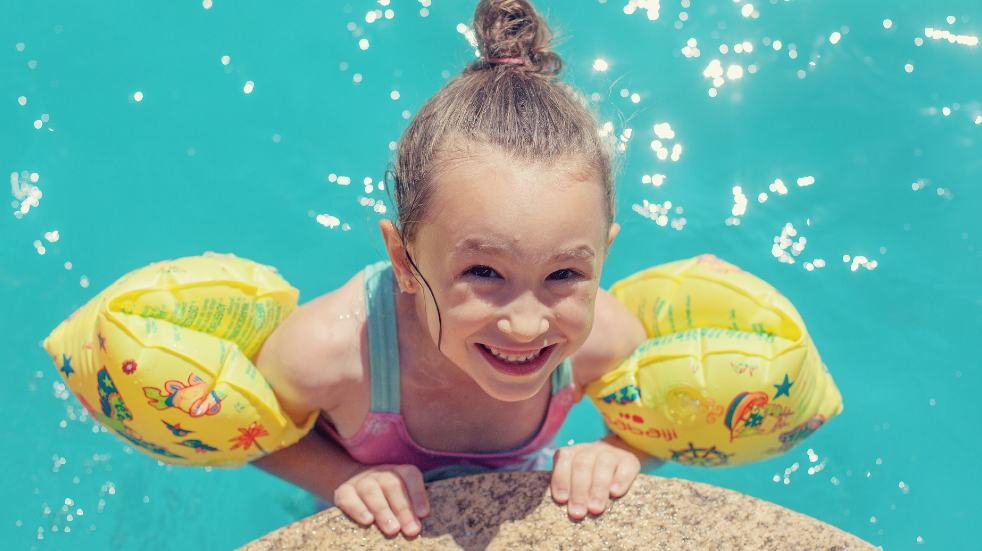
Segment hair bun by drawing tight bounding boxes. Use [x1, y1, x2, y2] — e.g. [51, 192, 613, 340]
[472, 0, 562, 76]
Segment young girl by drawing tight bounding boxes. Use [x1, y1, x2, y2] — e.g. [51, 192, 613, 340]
[253, 0, 649, 539]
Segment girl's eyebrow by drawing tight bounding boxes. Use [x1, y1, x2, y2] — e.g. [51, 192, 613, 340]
[454, 238, 595, 262]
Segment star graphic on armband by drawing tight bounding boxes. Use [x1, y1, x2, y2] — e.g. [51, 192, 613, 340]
[773, 374, 794, 399]
[60, 354, 75, 378]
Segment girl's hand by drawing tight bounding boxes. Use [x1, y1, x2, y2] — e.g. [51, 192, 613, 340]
[550, 439, 641, 520]
[333, 464, 431, 538]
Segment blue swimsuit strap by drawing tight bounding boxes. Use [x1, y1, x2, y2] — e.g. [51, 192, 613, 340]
[363, 261, 572, 414]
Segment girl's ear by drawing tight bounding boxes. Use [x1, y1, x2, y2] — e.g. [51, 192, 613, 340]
[379, 220, 419, 294]
[607, 223, 621, 248]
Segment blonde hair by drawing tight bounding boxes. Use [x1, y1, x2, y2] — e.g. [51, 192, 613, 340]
[391, 0, 615, 243]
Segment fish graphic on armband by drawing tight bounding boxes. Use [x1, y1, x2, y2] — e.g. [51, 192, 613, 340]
[143, 373, 224, 417]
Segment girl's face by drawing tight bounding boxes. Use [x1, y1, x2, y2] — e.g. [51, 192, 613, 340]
[386, 149, 617, 402]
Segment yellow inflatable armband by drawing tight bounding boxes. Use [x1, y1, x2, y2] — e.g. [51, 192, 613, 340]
[44, 253, 317, 467]
[586, 255, 842, 466]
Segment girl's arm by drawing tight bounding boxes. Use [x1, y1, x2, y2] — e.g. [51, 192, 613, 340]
[249, 284, 367, 502]
[248, 282, 431, 538]
[570, 288, 647, 403]
[569, 287, 659, 464]
[252, 429, 365, 503]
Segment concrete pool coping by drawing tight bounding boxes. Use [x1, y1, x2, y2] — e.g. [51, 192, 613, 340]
[243, 472, 874, 550]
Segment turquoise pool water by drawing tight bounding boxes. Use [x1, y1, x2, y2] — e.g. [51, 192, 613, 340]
[2, 1, 979, 548]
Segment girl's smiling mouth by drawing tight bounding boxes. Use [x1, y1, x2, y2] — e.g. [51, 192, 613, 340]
[476, 342, 557, 377]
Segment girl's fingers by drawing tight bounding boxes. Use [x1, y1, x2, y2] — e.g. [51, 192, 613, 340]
[609, 454, 641, 499]
[394, 465, 430, 519]
[586, 453, 618, 515]
[566, 451, 596, 520]
[333, 484, 374, 527]
[355, 477, 402, 537]
[377, 471, 422, 537]
[550, 447, 573, 503]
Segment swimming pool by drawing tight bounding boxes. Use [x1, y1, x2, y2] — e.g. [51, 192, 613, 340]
[2, 1, 978, 548]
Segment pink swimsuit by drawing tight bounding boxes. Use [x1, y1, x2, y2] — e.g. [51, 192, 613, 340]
[316, 261, 575, 481]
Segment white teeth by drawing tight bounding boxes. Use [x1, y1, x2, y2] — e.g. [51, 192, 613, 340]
[484, 345, 543, 363]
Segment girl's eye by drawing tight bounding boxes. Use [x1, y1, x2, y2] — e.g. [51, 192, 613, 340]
[465, 265, 500, 279]
[547, 268, 580, 281]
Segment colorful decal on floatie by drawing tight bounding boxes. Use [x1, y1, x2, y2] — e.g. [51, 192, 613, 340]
[602, 411, 680, 443]
[600, 383, 641, 405]
[143, 373, 223, 417]
[60, 354, 75, 378]
[176, 439, 219, 453]
[701, 397, 726, 424]
[772, 373, 794, 399]
[162, 420, 193, 437]
[121, 359, 138, 375]
[95, 367, 184, 459]
[229, 421, 269, 453]
[670, 442, 731, 466]
[724, 391, 793, 441]
[772, 415, 827, 453]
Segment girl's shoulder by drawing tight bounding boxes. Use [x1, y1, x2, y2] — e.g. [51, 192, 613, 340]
[255, 269, 369, 423]
[570, 289, 647, 403]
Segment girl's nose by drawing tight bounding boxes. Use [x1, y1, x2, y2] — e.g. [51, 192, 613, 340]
[497, 317, 550, 343]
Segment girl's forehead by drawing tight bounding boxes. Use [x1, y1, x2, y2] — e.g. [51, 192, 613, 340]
[418, 155, 609, 254]
[429, 152, 603, 211]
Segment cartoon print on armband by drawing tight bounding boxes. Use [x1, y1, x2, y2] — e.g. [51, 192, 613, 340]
[700, 397, 725, 424]
[600, 383, 641, 405]
[229, 421, 270, 454]
[162, 420, 193, 437]
[724, 391, 794, 442]
[143, 373, 224, 418]
[730, 360, 760, 377]
[94, 367, 184, 459]
[121, 359, 138, 375]
[176, 439, 220, 454]
[670, 442, 731, 466]
[770, 415, 827, 453]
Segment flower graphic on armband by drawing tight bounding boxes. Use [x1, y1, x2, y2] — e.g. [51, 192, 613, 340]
[121, 359, 138, 375]
[229, 421, 269, 453]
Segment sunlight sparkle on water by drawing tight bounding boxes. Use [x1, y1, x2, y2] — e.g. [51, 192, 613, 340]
[924, 27, 979, 47]
[653, 122, 675, 139]
[682, 38, 700, 58]
[622, 0, 660, 21]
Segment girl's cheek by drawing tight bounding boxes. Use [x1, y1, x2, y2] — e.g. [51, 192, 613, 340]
[554, 292, 595, 339]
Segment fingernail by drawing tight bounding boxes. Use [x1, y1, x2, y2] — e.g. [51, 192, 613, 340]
[610, 483, 621, 494]
[589, 499, 604, 511]
[407, 521, 420, 532]
[569, 504, 585, 517]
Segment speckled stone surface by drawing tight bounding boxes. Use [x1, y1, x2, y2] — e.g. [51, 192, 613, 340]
[243, 472, 873, 550]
